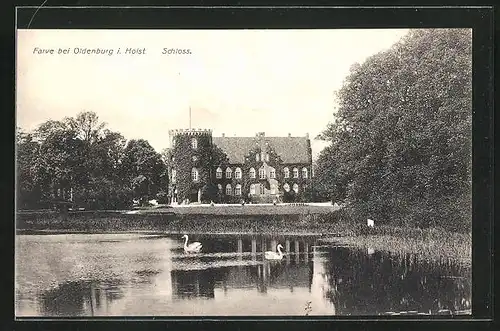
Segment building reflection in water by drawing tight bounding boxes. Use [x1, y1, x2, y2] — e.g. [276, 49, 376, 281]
[167, 235, 471, 316]
[25, 234, 471, 316]
[168, 235, 336, 315]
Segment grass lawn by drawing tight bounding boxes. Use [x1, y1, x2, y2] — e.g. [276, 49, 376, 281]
[142, 203, 337, 215]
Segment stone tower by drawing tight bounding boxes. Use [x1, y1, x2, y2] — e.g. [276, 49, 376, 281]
[168, 129, 213, 204]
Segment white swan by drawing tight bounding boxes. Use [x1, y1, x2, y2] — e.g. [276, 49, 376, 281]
[182, 234, 202, 253]
[265, 244, 284, 260]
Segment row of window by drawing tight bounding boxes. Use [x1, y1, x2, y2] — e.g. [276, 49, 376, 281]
[171, 137, 200, 149]
[171, 167, 309, 183]
[215, 167, 308, 179]
[219, 183, 303, 196]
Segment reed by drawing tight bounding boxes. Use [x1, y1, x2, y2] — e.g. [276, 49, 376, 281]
[322, 226, 472, 267]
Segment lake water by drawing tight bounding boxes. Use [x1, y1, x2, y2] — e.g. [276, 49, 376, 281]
[15, 233, 471, 317]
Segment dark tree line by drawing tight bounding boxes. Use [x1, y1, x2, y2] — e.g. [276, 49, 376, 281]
[314, 29, 472, 231]
[16, 111, 167, 210]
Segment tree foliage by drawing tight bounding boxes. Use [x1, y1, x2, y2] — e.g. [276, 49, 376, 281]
[315, 29, 472, 231]
[16, 111, 168, 210]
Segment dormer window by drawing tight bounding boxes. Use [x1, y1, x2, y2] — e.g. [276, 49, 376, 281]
[226, 167, 232, 179]
[191, 137, 198, 149]
[283, 167, 290, 179]
[293, 167, 299, 178]
[216, 167, 222, 179]
[302, 167, 308, 179]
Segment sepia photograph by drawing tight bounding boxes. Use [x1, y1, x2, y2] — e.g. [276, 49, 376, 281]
[15, 27, 472, 317]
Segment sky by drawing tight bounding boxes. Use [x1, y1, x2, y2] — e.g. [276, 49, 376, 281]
[16, 29, 409, 159]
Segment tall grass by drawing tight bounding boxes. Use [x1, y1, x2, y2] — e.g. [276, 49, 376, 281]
[323, 226, 472, 267]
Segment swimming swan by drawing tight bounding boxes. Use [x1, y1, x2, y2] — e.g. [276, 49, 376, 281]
[265, 244, 284, 260]
[182, 234, 202, 253]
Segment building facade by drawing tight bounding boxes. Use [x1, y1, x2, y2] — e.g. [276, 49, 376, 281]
[167, 129, 313, 204]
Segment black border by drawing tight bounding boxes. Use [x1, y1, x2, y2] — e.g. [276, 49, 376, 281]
[5, 4, 496, 331]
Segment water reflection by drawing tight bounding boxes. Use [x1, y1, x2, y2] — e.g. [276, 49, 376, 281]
[15, 233, 471, 316]
[40, 280, 124, 316]
[322, 247, 472, 315]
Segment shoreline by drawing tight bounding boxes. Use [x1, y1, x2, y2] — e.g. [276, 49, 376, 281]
[321, 230, 472, 267]
[15, 209, 471, 266]
[16, 227, 471, 267]
[17, 203, 338, 217]
[15, 228, 326, 237]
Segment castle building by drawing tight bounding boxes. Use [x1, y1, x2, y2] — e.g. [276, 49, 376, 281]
[167, 129, 313, 204]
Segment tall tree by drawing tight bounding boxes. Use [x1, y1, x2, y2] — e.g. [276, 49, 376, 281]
[16, 128, 43, 209]
[316, 29, 472, 230]
[34, 122, 86, 201]
[120, 139, 167, 204]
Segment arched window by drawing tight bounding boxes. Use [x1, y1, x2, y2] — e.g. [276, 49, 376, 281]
[283, 167, 290, 179]
[217, 184, 222, 192]
[250, 184, 256, 195]
[226, 167, 232, 179]
[235, 184, 242, 196]
[249, 167, 256, 179]
[283, 183, 290, 192]
[293, 183, 299, 193]
[269, 167, 276, 179]
[259, 184, 265, 195]
[171, 169, 177, 183]
[302, 167, 308, 179]
[191, 168, 199, 182]
[293, 167, 299, 178]
[226, 184, 232, 195]
[265, 153, 270, 162]
[235, 167, 242, 179]
[191, 137, 198, 149]
[216, 167, 223, 179]
[259, 167, 266, 179]
[255, 153, 260, 162]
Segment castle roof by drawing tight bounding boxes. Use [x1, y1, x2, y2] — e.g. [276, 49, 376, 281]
[212, 136, 311, 164]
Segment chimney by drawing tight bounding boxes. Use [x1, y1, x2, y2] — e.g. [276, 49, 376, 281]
[222, 133, 225, 137]
[288, 133, 291, 137]
[306, 133, 309, 139]
[257, 132, 265, 137]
